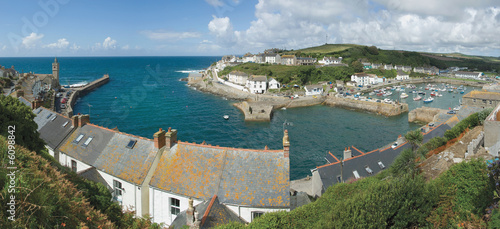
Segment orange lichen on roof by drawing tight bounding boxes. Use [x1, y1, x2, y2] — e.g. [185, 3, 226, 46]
[179, 141, 283, 153]
[464, 91, 500, 100]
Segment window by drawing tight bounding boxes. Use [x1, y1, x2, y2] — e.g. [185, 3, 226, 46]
[62, 121, 69, 127]
[378, 161, 386, 169]
[365, 166, 373, 175]
[36, 109, 42, 114]
[473, 99, 476, 103]
[71, 160, 77, 172]
[113, 180, 123, 197]
[483, 100, 487, 104]
[46, 113, 53, 119]
[74, 134, 85, 143]
[126, 140, 137, 149]
[490, 101, 493, 105]
[353, 170, 360, 179]
[170, 198, 180, 215]
[50, 115, 57, 121]
[83, 137, 93, 147]
[252, 211, 264, 220]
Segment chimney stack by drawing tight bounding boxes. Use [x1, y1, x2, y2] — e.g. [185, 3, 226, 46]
[283, 130, 290, 158]
[343, 147, 352, 159]
[165, 127, 177, 148]
[154, 128, 166, 149]
[72, 115, 79, 127]
[79, 114, 90, 127]
[31, 99, 42, 110]
[186, 198, 195, 227]
[17, 90, 24, 97]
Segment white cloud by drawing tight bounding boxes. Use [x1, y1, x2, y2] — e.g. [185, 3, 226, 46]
[44, 38, 70, 49]
[70, 43, 81, 51]
[121, 44, 130, 50]
[2, 45, 6, 51]
[103, 37, 117, 49]
[208, 0, 500, 56]
[205, 0, 224, 7]
[142, 30, 201, 40]
[22, 33, 44, 48]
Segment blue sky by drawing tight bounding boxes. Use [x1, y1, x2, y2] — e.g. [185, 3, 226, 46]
[1, 0, 500, 57]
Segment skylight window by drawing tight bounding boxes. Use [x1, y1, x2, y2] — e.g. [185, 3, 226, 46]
[62, 121, 69, 127]
[36, 109, 42, 114]
[353, 170, 360, 179]
[74, 134, 85, 143]
[50, 115, 57, 121]
[378, 161, 386, 169]
[83, 137, 93, 147]
[365, 166, 373, 175]
[46, 113, 53, 119]
[126, 139, 137, 149]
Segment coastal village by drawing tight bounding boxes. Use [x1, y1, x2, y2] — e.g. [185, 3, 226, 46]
[2, 48, 500, 228]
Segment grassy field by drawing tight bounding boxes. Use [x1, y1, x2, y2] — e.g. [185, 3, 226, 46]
[295, 43, 360, 54]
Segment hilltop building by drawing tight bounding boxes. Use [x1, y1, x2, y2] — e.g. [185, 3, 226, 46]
[29, 106, 290, 227]
[462, 91, 500, 108]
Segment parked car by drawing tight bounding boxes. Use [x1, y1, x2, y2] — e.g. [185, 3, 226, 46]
[60, 104, 66, 109]
[391, 142, 398, 149]
[447, 110, 456, 114]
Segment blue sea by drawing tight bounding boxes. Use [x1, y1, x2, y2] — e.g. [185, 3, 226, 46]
[0, 57, 475, 180]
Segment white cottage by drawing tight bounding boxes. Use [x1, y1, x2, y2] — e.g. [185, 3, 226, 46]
[396, 70, 410, 81]
[246, 75, 268, 94]
[268, 78, 281, 89]
[304, 84, 324, 96]
[227, 71, 249, 85]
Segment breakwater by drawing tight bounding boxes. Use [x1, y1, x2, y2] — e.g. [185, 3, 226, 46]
[65, 74, 110, 117]
[324, 96, 409, 116]
[408, 107, 446, 123]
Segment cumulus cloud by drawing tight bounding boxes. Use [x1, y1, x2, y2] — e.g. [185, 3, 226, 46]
[22, 33, 44, 48]
[209, 0, 500, 56]
[142, 30, 201, 40]
[103, 37, 117, 49]
[44, 38, 70, 49]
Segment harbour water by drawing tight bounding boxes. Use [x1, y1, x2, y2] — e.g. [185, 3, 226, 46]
[0, 57, 477, 180]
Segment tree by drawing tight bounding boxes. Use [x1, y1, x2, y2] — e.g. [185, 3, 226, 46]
[367, 46, 379, 55]
[350, 60, 364, 73]
[405, 129, 423, 152]
[390, 148, 418, 178]
[0, 95, 44, 152]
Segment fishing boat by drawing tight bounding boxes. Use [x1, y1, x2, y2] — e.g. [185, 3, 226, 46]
[423, 97, 434, 103]
[448, 88, 453, 93]
[383, 98, 392, 103]
[369, 91, 375, 95]
[430, 92, 436, 97]
[223, 115, 229, 120]
[400, 93, 408, 99]
[384, 92, 392, 96]
[413, 95, 422, 101]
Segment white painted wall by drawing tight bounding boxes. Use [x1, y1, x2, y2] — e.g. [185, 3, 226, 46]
[98, 170, 143, 216]
[149, 187, 203, 226]
[225, 204, 289, 223]
[58, 152, 92, 173]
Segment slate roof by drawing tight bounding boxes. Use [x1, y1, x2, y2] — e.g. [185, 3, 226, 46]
[59, 124, 115, 166]
[94, 128, 158, 185]
[229, 71, 248, 76]
[316, 122, 451, 190]
[38, 113, 74, 150]
[170, 195, 245, 229]
[150, 142, 289, 208]
[249, 75, 267, 82]
[78, 167, 112, 192]
[304, 84, 322, 91]
[33, 107, 55, 131]
[463, 91, 500, 100]
[18, 96, 31, 107]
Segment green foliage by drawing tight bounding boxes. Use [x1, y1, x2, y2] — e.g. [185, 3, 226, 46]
[489, 209, 500, 229]
[365, 69, 397, 78]
[349, 60, 364, 73]
[405, 129, 423, 151]
[428, 159, 493, 227]
[0, 95, 45, 152]
[390, 149, 418, 178]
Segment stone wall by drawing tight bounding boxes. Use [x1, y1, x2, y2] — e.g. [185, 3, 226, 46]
[233, 101, 274, 121]
[65, 74, 109, 117]
[408, 107, 446, 123]
[324, 96, 409, 116]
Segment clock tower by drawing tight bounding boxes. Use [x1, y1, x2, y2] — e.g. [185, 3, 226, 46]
[52, 57, 60, 87]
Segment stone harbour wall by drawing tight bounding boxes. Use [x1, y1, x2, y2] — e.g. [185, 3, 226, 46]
[324, 96, 409, 116]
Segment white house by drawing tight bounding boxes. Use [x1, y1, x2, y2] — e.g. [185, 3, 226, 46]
[384, 64, 393, 70]
[243, 53, 254, 63]
[318, 56, 342, 65]
[346, 81, 357, 87]
[254, 54, 264, 64]
[455, 71, 482, 79]
[281, 55, 297, 65]
[246, 75, 268, 94]
[264, 53, 281, 64]
[227, 71, 249, 85]
[268, 78, 281, 89]
[351, 73, 370, 86]
[304, 84, 324, 96]
[396, 70, 410, 81]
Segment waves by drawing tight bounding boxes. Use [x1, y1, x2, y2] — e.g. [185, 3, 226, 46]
[176, 70, 204, 74]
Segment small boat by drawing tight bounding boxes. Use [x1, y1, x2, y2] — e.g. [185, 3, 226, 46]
[223, 115, 229, 120]
[418, 91, 426, 95]
[377, 93, 384, 96]
[460, 90, 464, 94]
[448, 88, 453, 93]
[384, 92, 392, 96]
[413, 95, 422, 101]
[369, 92, 375, 96]
[423, 97, 434, 103]
[281, 107, 287, 110]
[453, 106, 461, 111]
[430, 92, 436, 97]
[400, 93, 408, 99]
[383, 98, 392, 103]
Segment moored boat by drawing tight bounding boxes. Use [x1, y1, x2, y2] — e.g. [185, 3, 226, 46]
[423, 97, 434, 103]
[413, 95, 422, 101]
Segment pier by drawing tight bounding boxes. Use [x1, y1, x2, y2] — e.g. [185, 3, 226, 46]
[65, 74, 110, 117]
[324, 95, 409, 116]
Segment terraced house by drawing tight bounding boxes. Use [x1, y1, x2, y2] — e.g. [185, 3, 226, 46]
[30, 106, 290, 227]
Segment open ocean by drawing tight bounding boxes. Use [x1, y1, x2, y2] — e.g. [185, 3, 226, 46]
[0, 56, 476, 180]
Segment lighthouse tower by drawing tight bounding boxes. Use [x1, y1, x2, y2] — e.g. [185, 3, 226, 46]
[52, 57, 60, 87]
